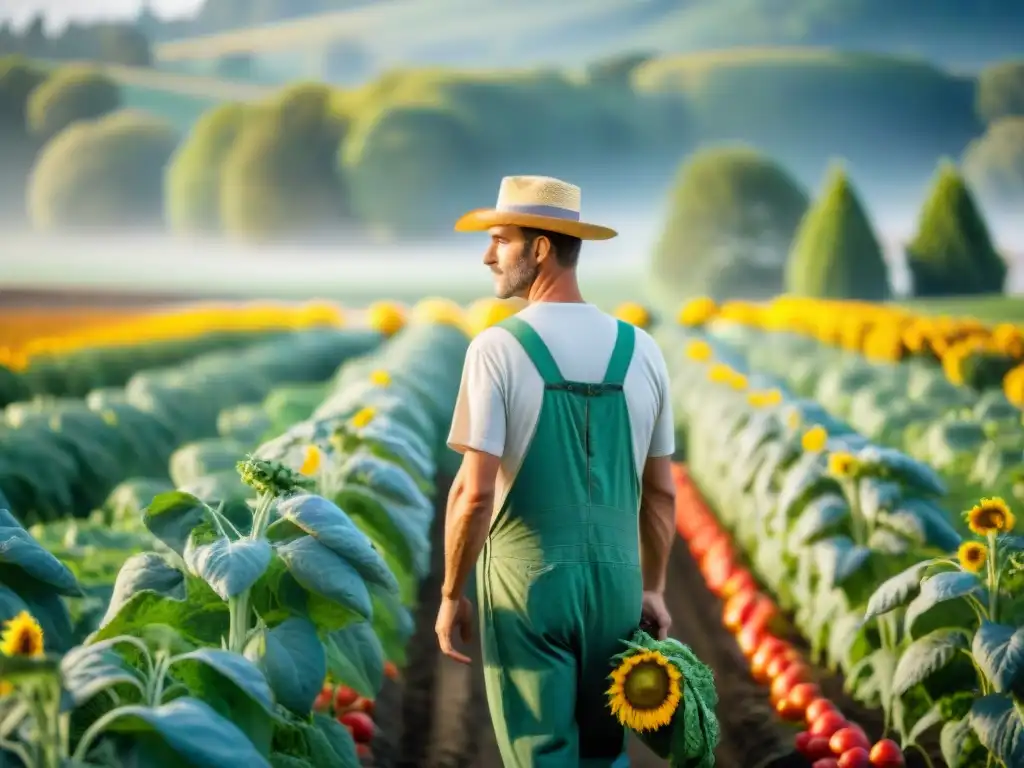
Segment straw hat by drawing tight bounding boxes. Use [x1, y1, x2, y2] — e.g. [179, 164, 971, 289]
[454, 175, 617, 240]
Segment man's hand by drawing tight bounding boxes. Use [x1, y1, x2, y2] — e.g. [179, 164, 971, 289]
[641, 591, 672, 640]
[435, 596, 474, 664]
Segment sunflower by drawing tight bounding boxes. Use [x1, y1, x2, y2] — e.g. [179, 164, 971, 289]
[350, 406, 377, 429]
[966, 497, 1016, 536]
[707, 364, 734, 384]
[760, 389, 782, 407]
[369, 369, 392, 387]
[827, 452, 859, 479]
[0, 611, 44, 658]
[678, 297, 718, 328]
[786, 408, 802, 430]
[0, 680, 11, 697]
[299, 445, 322, 476]
[801, 425, 828, 453]
[958, 541, 988, 573]
[685, 340, 713, 363]
[607, 649, 682, 732]
[728, 372, 748, 391]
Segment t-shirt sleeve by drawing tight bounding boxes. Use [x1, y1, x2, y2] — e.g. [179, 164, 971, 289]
[447, 332, 507, 457]
[647, 341, 676, 458]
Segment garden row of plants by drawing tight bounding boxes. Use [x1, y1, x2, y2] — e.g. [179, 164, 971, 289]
[0, 313, 470, 767]
[655, 321, 1024, 768]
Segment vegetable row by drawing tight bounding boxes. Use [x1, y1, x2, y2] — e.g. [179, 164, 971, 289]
[657, 324, 1024, 768]
[0, 318, 469, 768]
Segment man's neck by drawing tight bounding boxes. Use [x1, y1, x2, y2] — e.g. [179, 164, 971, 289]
[524, 271, 585, 304]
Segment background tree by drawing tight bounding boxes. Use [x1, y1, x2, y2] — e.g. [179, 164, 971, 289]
[218, 84, 349, 242]
[165, 102, 252, 234]
[962, 117, 1024, 216]
[97, 25, 153, 67]
[649, 145, 810, 301]
[341, 103, 493, 237]
[27, 110, 179, 231]
[0, 56, 46, 224]
[27, 67, 121, 143]
[785, 164, 890, 299]
[976, 60, 1024, 124]
[905, 161, 1007, 296]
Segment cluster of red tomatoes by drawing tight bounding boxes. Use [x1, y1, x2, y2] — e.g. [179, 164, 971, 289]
[313, 661, 401, 761]
[672, 465, 906, 768]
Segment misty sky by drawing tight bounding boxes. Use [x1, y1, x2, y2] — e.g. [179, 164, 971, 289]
[0, 0, 201, 30]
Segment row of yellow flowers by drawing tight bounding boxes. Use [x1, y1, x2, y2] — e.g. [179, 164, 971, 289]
[677, 295, 1024, 407]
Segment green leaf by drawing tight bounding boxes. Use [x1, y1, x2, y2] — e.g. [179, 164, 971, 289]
[98, 697, 271, 767]
[143, 492, 211, 556]
[812, 535, 870, 587]
[245, 617, 325, 715]
[0, 653, 59, 684]
[940, 716, 977, 768]
[905, 571, 983, 633]
[60, 644, 143, 706]
[972, 621, 1024, 693]
[324, 621, 384, 699]
[170, 649, 275, 717]
[968, 694, 1024, 767]
[864, 559, 937, 621]
[892, 628, 970, 697]
[270, 493, 398, 594]
[789, 493, 848, 547]
[0, 526, 82, 596]
[857, 479, 902, 522]
[311, 713, 360, 767]
[275, 536, 372, 623]
[894, 498, 962, 553]
[92, 577, 228, 647]
[101, 552, 186, 628]
[906, 702, 945, 746]
[184, 535, 272, 601]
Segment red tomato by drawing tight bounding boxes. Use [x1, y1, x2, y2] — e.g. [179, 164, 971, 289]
[770, 664, 810, 704]
[356, 743, 372, 758]
[837, 747, 871, 768]
[339, 711, 375, 743]
[795, 731, 813, 754]
[751, 638, 790, 683]
[333, 685, 359, 711]
[383, 661, 400, 681]
[806, 698, 839, 723]
[723, 590, 760, 632]
[765, 651, 802, 680]
[736, 623, 765, 658]
[744, 598, 779, 635]
[355, 697, 375, 716]
[313, 685, 333, 712]
[812, 759, 839, 768]
[806, 737, 833, 761]
[808, 711, 847, 739]
[830, 727, 871, 755]
[868, 739, 905, 767]
[721, 569, 757, 599]
[775, 696, 805, 722]
[786, 682, 821, 714]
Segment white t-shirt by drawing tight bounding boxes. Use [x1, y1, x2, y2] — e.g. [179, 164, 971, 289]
[447, 302, 675, 513]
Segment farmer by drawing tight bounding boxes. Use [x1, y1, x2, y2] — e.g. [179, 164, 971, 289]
[436, 175, 678, 767]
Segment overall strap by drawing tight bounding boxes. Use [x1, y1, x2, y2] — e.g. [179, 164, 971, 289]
[602, 320, 636, 386]
[498, 317, 564, 385]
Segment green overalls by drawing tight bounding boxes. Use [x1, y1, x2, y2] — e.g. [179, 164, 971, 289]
[477, 316, 642, 768]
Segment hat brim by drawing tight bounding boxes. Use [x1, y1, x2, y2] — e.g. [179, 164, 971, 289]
[453, 209, 617, 240]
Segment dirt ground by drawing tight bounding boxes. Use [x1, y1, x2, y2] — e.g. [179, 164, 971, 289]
[373, 477, 811, 768]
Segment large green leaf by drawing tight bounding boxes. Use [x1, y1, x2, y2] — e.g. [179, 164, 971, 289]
[892, 628, 971, 697]
[270, 494, 398, 594]
[142, 492, 211, 556]
[275, 536, 372, 625]
[101, 552, 186, 628]
[311, 713, 360, 767]
[941, 716, 978, 768]
[324, 621, 384, 699]
[904, 571, 983, 633]
[184, 533, 272, 601]
[245, 617, 325, 715]
[789, 493, 848, 547]
[0, 526, 82, 596]
[972, 621, 1024, 693]
[99, 697, 271, 767]
[93, 576, 228, 647]
[968, 694, 1024, 767]
[60, 644, 144, 706]
[863, 559, 938, 621]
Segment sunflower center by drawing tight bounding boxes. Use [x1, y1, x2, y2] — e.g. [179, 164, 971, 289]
[623, 661, 670, 710]
[14, 630, 38, 656]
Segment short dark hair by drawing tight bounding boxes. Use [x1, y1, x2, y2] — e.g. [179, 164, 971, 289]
[521, 227, 582, 269]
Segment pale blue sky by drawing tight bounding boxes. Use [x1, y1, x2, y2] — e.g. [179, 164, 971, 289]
[0, 0, 202, 30]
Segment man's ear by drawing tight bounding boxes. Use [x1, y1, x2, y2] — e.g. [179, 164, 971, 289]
[533, 235, 551, 265]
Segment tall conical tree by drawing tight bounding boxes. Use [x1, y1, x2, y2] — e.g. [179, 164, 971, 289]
[785, 163, 890, 300]
[905, 160, 1007, 296]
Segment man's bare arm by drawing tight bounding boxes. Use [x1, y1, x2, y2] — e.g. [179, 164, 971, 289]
[441, 450, 500, 600]
[639, 456, 676, 594]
